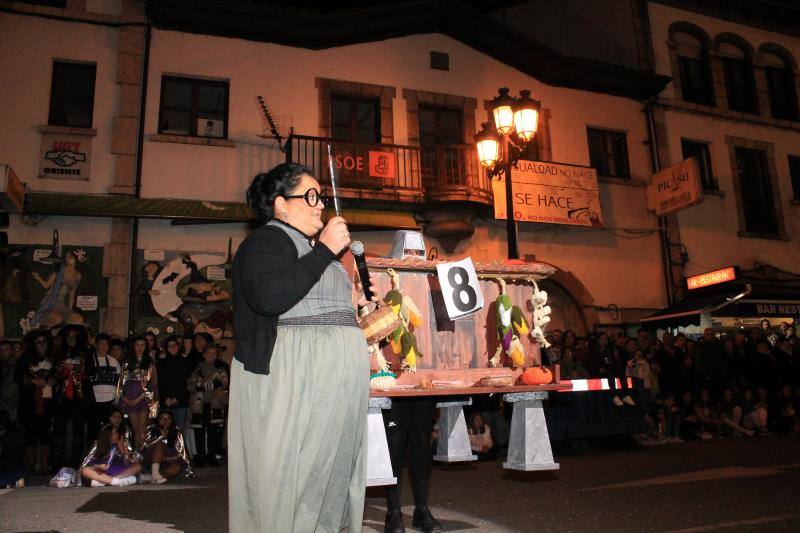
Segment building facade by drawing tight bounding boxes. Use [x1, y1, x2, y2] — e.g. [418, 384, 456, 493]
[640, 0, 800, 330]
[647, 1, 800, 273]
[492, 0, 800, 330]
[2, 0, 686, 342]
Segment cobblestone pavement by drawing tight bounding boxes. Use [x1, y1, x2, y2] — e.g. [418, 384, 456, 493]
[3, 434, 799, 532]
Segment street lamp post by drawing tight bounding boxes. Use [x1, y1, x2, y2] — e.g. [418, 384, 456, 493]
[501, 133, 518, 259]
[475, 87, 541, 260]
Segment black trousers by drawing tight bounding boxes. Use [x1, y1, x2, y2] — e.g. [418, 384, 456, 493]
[21, 411, 53, 446]
[192, 403, 222, 460]
[382, 398, 435, 512]
[52, 399, 88, 468]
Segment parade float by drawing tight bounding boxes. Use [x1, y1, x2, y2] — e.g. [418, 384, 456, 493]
[358, 231, 571, 485]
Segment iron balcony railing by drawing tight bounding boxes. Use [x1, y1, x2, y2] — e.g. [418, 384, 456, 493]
[286, 134, 491, 203]
[420, 144, 490, 193]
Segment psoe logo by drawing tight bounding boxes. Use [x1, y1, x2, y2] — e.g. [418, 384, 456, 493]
[45, 150, 87, 167]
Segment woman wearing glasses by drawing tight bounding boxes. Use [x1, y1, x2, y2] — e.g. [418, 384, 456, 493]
[229, 163, 372, 533]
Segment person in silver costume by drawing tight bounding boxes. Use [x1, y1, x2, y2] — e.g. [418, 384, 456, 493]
[141, 410, 193, 484]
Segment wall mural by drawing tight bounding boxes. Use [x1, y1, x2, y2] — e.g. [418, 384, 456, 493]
[0, 244, 107, 338]
[133, 248, 234, 341]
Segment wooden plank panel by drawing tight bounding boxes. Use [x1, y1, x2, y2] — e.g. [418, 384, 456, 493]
[368, 269, 541, 371]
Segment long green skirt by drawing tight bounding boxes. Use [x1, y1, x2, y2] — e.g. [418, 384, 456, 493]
[228, 324, 369, 532]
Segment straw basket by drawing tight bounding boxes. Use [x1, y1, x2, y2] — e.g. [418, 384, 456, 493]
[358, 304, 401, 345]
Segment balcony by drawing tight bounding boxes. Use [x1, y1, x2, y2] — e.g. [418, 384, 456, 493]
[286, 134, 493, 210]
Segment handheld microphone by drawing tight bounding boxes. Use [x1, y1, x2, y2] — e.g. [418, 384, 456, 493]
[349, 241, 373, 302]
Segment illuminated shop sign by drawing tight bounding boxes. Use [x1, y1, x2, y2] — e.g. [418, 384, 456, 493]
[686, 267, 737, 290]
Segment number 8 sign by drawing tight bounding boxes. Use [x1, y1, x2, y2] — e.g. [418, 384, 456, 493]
[436, 257, 484, 320]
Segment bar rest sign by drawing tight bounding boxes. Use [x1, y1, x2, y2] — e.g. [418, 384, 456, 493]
[39, 129, 92, 180]
[436, 257, 484, 320]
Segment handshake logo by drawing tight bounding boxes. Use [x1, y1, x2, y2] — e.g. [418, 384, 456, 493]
[45, 150, 87, 167]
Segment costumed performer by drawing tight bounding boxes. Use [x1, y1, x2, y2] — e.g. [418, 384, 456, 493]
[228, 163, 373, 532]
[142, 410, 192, 483]
[79, 423, 141, 487]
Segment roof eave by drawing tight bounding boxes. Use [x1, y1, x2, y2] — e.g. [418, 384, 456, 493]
[147, 0, 670, 101]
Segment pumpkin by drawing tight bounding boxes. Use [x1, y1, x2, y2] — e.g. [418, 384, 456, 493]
[521, 366, 553, 385]
[370, 371, 398, 391]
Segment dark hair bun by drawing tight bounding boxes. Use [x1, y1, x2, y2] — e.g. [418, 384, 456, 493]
[246, 163, 314, 220]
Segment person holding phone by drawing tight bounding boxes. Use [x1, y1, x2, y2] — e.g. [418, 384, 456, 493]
[228, 163, 373, 533]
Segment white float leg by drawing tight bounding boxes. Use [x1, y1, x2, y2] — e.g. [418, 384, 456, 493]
[433, 398, 477, 462]
[502, 391, 559, 471]
[367, 396, 397, 486]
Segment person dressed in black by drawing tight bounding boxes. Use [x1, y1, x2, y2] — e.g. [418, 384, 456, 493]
[15, 330, 56, 474]
[0, 409, 27, 487]
[156, 336, 192, 433]
[187, 332, 212, 369]
[52, 324, 92, 470]
[382, 398, 442, 532]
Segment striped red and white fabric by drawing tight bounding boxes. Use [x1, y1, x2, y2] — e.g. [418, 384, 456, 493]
[560, 378, 634, 392]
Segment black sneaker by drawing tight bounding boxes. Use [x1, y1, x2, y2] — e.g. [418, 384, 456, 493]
[384, 509, 405, 533]
[412, 508, 442, 532]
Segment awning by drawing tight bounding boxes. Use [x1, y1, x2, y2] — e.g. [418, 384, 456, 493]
[24, 191, 419, 231]
[640, 287, 748, 328]
[711, 287, 800, 318]
[642, 282, 800, 328]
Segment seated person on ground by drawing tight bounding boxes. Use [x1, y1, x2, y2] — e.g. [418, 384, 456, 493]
[740, 389, 769, 434]
[774, 385, 799, 435]
[142, 410, 193, 484]
[693, 389, 722, 439]
[718, 388, 754, 437]
[678, 391, 699, 441]
[80, 424, 141, 487]
[468, 412, 494, 460]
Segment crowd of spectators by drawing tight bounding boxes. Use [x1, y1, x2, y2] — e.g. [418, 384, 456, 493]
[0, 325, 230, 488]
[3, 319, 799, 485]
[546, 320, 799, 442]
[464, 320, 800, 458]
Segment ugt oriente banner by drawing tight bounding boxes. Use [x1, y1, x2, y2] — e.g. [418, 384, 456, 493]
[492, 160, 603, 227]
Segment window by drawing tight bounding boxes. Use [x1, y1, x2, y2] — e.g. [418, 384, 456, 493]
[419, 106, 464, 185]
[330, 95, 380, 144]
[719, 43, 758, 114]
[789, 155, 800, 200]
[763, 53, 798, 121]
[419, 106, 462, 148]
[735, 147, 778, 235]
[674, 32, 714, 106]
[681, 140, 716, 191]
[587, 128, 630, 179]
[430, 51, 450, 71]
[48, 61, 96, 128]
[158, 76, 229, 138]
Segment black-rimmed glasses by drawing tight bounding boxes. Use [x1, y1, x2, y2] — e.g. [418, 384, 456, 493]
[282, 188, 329, 207]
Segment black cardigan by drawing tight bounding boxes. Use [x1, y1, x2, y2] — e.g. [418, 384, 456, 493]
[232, 223, 336, 375]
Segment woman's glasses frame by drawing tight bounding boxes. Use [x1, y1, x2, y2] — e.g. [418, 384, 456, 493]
[283, 188, 329, 207]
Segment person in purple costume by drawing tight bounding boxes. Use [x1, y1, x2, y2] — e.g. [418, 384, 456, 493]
[117, 335, 158, 448]
[80, 424, 141, 486]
